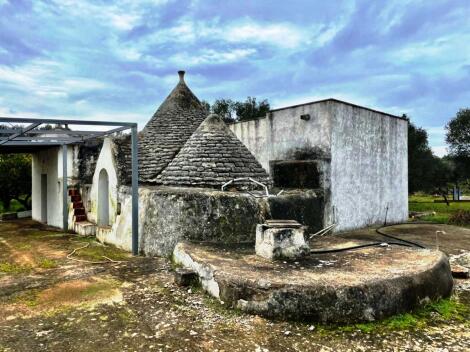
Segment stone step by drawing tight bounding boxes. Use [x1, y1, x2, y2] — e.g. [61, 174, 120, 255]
[68, 189, 80, 196]
[72, 201, 84, 209]
[73, 221, 96, 236]
[75, 214, 87, 222]
[74, 208, 86, 216]
[71, 195, 82, 203]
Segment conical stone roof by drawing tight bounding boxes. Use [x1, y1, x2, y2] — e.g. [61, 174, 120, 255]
[157, 114, 272, 188]
[138, 71, 208, 182]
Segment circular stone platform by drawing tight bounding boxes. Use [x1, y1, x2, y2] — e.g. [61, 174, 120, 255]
[173, 241, 453, 323]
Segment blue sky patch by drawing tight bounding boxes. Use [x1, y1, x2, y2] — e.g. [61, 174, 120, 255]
[0, 0, 469, 155]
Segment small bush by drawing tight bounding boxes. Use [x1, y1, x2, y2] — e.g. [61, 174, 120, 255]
[448, 210, 470, 225]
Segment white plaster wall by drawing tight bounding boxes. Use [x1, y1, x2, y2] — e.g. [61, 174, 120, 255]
[229, 102, 332, 173]
[87, 138, 119, 226]
[96, 185, 149, 251]
[31, 146, 76, 228]
[329, 102, 408, 231]
[229, 100, 408, 232]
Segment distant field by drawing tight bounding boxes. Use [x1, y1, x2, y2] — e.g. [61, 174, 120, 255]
[409, 194, 470, 224]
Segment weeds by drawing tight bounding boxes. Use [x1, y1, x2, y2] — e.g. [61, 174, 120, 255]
[330, 297, 468, 334]
[37, 258, 59, 269]
[0, 262, 32, 274]
[448, 210, 470, 226]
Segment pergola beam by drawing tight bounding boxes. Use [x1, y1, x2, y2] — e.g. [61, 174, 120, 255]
[0, 122, 41, 145]
[0, 136, 84, 142]
[80, 125, 130, 142]
[0, 116, 135, 127]
[0, 141, 81, 146]
[0, 129, 109, 136]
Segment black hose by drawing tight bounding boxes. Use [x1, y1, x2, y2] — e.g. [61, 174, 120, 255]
[375, 221, 443, 249]
[310, 220, 445, 254]
[310, 241, 413, 254]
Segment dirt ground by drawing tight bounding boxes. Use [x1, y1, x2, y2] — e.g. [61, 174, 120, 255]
[0, 220, 469, 352]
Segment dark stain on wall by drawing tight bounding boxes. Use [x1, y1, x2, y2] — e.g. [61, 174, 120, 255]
[77, 140, 103, 184]
[271, 160, 321, 189]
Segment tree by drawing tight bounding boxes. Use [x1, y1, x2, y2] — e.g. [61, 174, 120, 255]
[233, 97, 270, 122]
[0, 153, 32, 211]
[212, 99, 235, 123]
[204, 97, 271, 123]
[445, 108, 470, 187]
[446, 108, 470, 157]
[407, 117, 440, 193]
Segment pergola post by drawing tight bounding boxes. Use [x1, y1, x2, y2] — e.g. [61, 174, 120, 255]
[62, 144, 68, 231]
[131, 125, 139, 255]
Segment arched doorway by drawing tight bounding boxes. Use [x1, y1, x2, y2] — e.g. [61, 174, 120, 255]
[98, 169, 109, 226]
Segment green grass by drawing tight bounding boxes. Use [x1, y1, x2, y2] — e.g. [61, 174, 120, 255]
[37, 258, 59, 269]
[332, 298, 468, 334]
[0, 261, 32, 274]
[425, 298, 468, 320]
[409, 194, 470, 224]
[81, 278, 121, 297]
[69, 238, 130, 262]
[12, 289, 39, 307]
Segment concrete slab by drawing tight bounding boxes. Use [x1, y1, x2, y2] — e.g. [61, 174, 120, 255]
[173, 240, 453, 323]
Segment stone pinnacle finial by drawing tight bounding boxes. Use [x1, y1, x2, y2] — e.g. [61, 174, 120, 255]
[178, 70, 185, 83]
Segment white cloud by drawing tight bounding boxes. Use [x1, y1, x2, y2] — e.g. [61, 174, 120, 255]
[108, 13, 141, 31]
[169, 48, 256, 66]
[224, 21, 307, 49]
[425, 126, 446, 135]
[131, 17, 315, 51]
[432, 146, 448, 157]
[0, 60, 108, 100]
[40, 0, 169, 32]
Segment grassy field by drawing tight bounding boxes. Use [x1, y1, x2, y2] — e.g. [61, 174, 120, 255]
[409, 194, 470, 224]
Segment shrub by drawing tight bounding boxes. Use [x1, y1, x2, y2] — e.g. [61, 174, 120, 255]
[448, 210, 470, 225]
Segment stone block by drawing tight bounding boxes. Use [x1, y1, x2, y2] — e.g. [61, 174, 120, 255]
[255, 222, 310, 261]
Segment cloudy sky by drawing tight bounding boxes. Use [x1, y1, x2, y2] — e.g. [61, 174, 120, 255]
[1, 0, 469, 155]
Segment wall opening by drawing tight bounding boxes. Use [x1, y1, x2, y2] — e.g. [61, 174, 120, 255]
[98, 168, 109, 227]
[270, 160, 321, 189]
[40, 174, 47, 223]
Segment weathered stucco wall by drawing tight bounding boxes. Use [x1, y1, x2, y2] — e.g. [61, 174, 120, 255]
[229, 102, 332, 173]
[85, 138, 119, 226]
[229, 100, 408, 232]
[95, 185, 146, 252]
[32, 146, 76, 228]
[94, 185, 324, 256]
[329, 102, 408, 231]
[138, 186, 268, 256]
